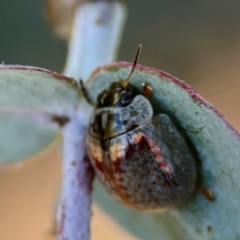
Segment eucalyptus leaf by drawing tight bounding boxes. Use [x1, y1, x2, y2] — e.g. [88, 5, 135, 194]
[0, 65, 81, 163]
[0, 65, 80, 113]
[0, 113, 58, 163]
[88, 62, 240, 240]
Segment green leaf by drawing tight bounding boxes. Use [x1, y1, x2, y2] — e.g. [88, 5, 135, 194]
[0, 113, 58, 163]
[88, 62, 240, 240]
[0, 65, 80, 113]
[0, 65, 81, 163]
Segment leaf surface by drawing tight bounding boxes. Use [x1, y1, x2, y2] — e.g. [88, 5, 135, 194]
[0, 65, 81, 163]
[88, 62, 240, 240]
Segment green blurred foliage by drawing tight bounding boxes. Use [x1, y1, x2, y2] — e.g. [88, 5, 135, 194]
[0, 0, 66, 71]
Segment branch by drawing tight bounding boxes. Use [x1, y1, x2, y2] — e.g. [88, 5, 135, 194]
[54, 1, 126, 239]
[63, 1, 126, 81]
[57, 108, 94, 240]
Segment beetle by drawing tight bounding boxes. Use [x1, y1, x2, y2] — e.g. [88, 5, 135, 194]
[80, 45, 196, 210]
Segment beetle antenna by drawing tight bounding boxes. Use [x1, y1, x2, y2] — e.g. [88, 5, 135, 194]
[123, 44, 142, 86]
[79, 79, 95, 106]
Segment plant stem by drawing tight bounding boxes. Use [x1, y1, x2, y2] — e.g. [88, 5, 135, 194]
[63, 1, 126, 81]
[57, 1, 126, 239]
[57, 108, 94, 240]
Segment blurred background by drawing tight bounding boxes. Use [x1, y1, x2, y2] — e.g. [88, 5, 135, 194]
[1, 0, 240, 239]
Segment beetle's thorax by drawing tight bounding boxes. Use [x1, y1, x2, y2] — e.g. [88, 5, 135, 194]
[89, 81, 153, 139]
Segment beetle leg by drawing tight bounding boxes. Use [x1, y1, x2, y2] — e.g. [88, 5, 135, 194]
[198, 187, 214, 201]
[142, 82, 153, 98]
[79, 79, 96, 106]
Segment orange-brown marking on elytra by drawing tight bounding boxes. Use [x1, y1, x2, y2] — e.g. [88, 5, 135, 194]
[132, 132, 172, 175]
[109, 140, 128, 161]
[116, 177, 124, 182]
[86, 139, 102, 162]
[132, 131, 144, 143]
[119, 185, 128, 191]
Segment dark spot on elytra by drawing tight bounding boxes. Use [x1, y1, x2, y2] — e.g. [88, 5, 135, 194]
[119, 185, 128, 191]
[118, 178, 124, 182]
[125, 140, 137, 160]
[124, 193, 132, 199]
[130, 110, 139, 117]
[94, 160, 104, 173]
[112, 158, 127, 174]
[148, 189, 153, 193]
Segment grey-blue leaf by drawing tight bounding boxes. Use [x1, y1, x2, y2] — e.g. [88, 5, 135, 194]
[0, 65, 81, 163]
[88, 62, 240, 240]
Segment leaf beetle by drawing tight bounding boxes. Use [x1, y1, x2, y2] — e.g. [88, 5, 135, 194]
[80, 45, 196, 210]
